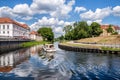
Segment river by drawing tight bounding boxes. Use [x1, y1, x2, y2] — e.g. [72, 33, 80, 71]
[0, 42, 120, 80]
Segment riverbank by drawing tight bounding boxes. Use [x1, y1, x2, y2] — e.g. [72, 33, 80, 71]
[60, 41, 120, 51]
[60, 35, 120, 51]
[59, 43, 120, 54]
[75, 35, 120, 44]
[21, 41, 50, 48]
[59, 35, 120, 53]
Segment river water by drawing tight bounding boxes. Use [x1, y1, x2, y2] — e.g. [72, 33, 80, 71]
[0, 42, 120, 80]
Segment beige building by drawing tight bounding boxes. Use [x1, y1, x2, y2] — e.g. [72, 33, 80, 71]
[100, 25, 120, 36]
[30, 31, 43, 41]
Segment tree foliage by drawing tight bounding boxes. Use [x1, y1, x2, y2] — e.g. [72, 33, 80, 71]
[106, 25, 114, 33]
[37, 27, 54, 41]
[63, 25, 72, 34]
[90, 22, 103, 37]
[62, 21, 103, 40]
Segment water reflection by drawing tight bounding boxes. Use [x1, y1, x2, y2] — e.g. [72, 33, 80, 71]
[0, 48, 30, 72]
[0, 42, 120, 80]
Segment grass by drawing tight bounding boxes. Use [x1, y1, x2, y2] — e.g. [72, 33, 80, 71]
[101, 47, 120, 51]
[60, 42, 120, 51]
[60, 42, 100, 49]
[76, 35, 120, 44]
[21, 41, 50, 48]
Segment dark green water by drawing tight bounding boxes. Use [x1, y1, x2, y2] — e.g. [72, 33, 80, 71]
[0, 42, 120, 80]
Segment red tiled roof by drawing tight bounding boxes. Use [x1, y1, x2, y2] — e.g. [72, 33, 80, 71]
[30, 31, 38, 35]
[114, 26, 120, 30]
[100, 25, 120, 30]
[0, 17, 30, 29]
[21, 24, 30, 29]
[100, 25, 109, 29]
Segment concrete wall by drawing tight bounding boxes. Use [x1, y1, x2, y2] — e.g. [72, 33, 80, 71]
[0, 41, 28, 53]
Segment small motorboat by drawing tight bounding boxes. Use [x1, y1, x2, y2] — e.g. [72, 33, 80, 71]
[42, 44, 56, 52]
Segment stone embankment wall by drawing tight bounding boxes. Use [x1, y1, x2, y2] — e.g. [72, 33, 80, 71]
[0, 41, 28, 53]
[58, 44, 120, 54]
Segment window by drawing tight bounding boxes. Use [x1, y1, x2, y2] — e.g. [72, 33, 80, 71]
[0, 25, 1, 29]
[3, 25, 5, 29]
[3, 31, 5, 34]
[7, 25, 9, 29]
[7, 31, 9, 34]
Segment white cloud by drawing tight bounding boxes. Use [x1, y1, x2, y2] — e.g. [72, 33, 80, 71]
[50, 0, 75, 18]
[54, 27, 64, 38]
[87, 20, 102, 25]
[80, 7, 112, 24]
[54, 27, 63, 34]
[58, 20, 64, 26]
[0, 6, 17, 18]
[80, 7, 112, 21]
[30, 0, 60, 14]
[13, 4, 32, 16]
[30, 16, 71, 29]
[13, 4, 33, 20]
[21, 16, 33, 20]
[0, 5, 33, 20]
[113, 6, 120, 16]
[0, 0, 75, 20]
[74, 7, 86, 13]
[30, 0, 75, 18]
[30, 16, 72, 37]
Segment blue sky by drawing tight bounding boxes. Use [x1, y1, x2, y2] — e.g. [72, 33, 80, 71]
[0, 0, 120, 37]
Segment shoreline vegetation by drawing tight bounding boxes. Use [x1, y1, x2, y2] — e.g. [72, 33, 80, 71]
[60, 35, 120, 51]
[60, 42, 120, 51]
[101, 47, 120, 51]
[21, 41, 50, 48]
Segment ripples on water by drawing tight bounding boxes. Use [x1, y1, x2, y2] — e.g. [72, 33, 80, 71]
[0, 42, 120, 80]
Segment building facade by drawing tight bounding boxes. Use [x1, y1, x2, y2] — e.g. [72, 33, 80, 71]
[30, 31, 43, 41]
[114, 26, 120, 34]
[100, 25, 120, 36]
[0, 18, 30, 39]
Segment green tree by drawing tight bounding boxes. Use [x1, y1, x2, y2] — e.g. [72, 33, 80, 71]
[63, 25, 74, 40]
[63, 25, 72, 34]
[63, 21, 92, 40]
[106, 25, 114, 33]
[73, 21, 90, 39]
[37, 27, 54, 41]
[90, 22, 103, 37]
[112, 31, 118, 35]
[77, 29, 88, 39]
[58, 35, 64, 40]
[73, 22, 78, 28]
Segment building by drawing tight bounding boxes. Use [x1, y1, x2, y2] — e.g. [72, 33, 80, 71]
[30, 31, 43, 41]
[114, 26, 120, 34]
[0, 17, 30, 39]
[100, 25, 120, 36]
[100, 25, 110, 36]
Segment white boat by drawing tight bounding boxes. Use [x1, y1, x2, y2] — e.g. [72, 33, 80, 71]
[42, 44, 56, 52]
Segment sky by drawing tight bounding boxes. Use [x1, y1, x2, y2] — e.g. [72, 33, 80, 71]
[0, 0, 120, 37]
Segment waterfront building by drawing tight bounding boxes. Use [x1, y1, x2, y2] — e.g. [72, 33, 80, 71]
[30, 31, 43, 41]
[100, 25, 120, 36]
[114, 26, 120, 34]
[0, 17, 30, 39]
